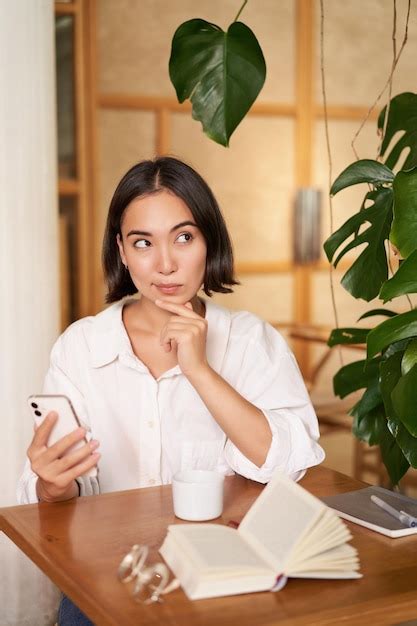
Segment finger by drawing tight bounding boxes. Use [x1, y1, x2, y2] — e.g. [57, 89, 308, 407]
[163, 317, 206, 328]
[160, 322, 202, 345]
[154, 299, 202, 319]
[41, 427, 87, 464]
[58, 452, 101, 485]
[162, 320, 203, 331]
[55, 439, 100, 473]
[160, 328, 191, 351]
[160, 325, 181, 350]
[31, 412, 58, 447]
[160, 331, 181, 353]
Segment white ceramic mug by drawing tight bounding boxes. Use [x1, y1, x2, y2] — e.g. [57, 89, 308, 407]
[172, 470, 225, 521]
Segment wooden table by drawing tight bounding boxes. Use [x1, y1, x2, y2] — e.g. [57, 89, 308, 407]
[2, 466, 417, 626]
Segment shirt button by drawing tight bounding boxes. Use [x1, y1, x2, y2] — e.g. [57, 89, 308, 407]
[149, 479, 156, 485]
[147, 421, 154, 428]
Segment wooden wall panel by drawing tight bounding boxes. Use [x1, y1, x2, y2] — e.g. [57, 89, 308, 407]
[211, 273, 293, 323]
[171, 113, 295, 265]
[312, 270, 377, 327]
[98, 0, 295, 102]
[313, 0, 415, 106]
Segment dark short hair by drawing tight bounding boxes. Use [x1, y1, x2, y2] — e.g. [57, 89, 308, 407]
[102, 156, 239, 303]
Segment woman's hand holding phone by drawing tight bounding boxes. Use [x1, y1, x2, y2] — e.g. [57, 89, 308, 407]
[27, 412, 100, 502]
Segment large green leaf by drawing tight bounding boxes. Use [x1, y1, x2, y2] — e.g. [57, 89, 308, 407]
[376, 354, 410, 484]
[391, 364, 417, 437]
[352, 406, 386, 446]
[380, 351, 403, 418]
[380, 250, 417, 302]
[382, 338, 411, 360]
[388, 418, 417, 468]
[390, 168, 417, 258]
[323, 188, 393, 301]
[348, 363, 384, 447]
[379, 424, 409, 485]
[169, 19, 266, 146]
[350, 378, 383, 421]
[330, 160, 394, 196]
[378, 92, 417, 171]
[333, 358, 380, 399]
[401, 338, 417, 375]
[380, 351, 404, 435]
[328, 327, 369, 347]
[381, 352, 417, 468]
[367, 310, 417, 359]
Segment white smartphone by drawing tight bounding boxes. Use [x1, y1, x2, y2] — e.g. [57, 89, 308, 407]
[27, 394, 97, 478]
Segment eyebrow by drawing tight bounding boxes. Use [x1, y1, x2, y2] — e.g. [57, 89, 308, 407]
[126, 221, 198, 237]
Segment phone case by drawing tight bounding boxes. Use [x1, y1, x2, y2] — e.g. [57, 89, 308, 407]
[28, 394, 97, 479]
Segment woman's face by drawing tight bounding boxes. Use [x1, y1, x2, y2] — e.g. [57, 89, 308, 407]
[117, 189, 207, 305]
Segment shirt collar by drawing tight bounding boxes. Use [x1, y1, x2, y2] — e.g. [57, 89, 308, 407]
[89, 297, 232, 372]
[89, 298, 132, 368]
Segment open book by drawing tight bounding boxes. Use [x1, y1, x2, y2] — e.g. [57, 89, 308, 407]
[159, 470, 361, 600]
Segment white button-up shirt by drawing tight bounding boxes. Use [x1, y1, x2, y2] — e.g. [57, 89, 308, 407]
[17, 299, 324, 504]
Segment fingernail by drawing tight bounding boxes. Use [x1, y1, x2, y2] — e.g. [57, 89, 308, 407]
[91, 452, 101, 459]
[89, 440, 99, 450]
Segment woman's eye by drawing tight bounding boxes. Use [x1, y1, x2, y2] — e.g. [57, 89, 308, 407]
[176, 232, 193, 243]
[134, 239, 151, 249]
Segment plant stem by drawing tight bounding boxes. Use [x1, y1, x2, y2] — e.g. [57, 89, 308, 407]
[320, 0, 342, 365]
[233, 0, 248, 22]
[352, 0, 410, 162]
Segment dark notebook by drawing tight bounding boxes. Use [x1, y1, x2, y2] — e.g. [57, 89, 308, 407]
[321, 486, 417, 538]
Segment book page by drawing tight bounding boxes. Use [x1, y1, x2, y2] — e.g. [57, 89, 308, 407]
[167, 524, 273, 575]
[238, 470, 324, 572]
[290, 543, 359, 574]
[290, 509, 351, 566]
[291, 563, 360, 576]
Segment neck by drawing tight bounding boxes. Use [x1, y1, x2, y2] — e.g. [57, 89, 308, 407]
[127, 295, 204, 333]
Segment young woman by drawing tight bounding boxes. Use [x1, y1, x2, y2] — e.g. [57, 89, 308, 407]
[18, 156, 324, 505]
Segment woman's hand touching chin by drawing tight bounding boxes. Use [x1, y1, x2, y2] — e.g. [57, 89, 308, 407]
[155, 299, 210, 378]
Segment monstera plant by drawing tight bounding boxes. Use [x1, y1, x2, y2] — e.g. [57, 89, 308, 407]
[169, 2, 266, 146]
[325, 92, 417, 485]
[169, 6, 417, 485]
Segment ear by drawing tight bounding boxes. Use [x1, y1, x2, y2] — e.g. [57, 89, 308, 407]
[116, 233, 127, 267]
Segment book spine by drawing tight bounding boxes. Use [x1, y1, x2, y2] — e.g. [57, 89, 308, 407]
[270, 575, 288, 592]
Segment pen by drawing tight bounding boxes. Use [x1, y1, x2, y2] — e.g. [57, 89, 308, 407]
[370, 495, 417, 528]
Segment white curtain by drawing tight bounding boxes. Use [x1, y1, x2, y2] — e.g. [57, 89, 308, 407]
[0, 2, 61, 624]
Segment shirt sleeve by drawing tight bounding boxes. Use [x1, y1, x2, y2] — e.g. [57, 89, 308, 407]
[16, 336, 100, 504]
[223, 321, 325, 483]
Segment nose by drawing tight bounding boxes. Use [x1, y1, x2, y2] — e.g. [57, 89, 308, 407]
[157, 244, 177, 275]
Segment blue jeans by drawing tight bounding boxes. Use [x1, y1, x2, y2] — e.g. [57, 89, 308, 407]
[58, 595, 95, 626]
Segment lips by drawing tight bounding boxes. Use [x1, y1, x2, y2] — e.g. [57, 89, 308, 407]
[154, 283, 182, 294]
[155, 283, 182, 288]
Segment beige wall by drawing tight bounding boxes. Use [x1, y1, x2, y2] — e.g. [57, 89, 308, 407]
[96, 0, 296, 318]
[95, 0, 416, 331]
